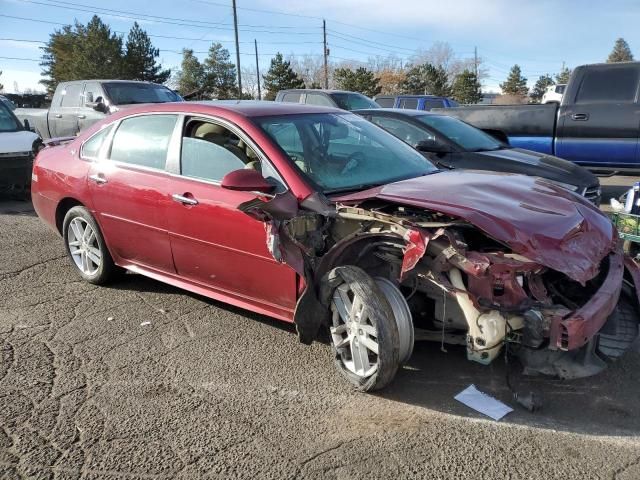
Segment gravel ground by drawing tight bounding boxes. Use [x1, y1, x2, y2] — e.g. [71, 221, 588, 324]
[1, 199, 639, 480]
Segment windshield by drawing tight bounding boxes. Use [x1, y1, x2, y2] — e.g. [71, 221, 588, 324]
[103, 82, 182, 105]
[416, 114, 504, 152]
[256, 112, 437, 193]
[0, 101, 22, 132]
[329, 93, 380, 111]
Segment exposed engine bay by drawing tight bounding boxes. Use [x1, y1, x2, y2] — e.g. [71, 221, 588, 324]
[241, 187, 640, 382]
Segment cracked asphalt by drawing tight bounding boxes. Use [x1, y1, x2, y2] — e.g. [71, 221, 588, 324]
[1, 198, 640, 480]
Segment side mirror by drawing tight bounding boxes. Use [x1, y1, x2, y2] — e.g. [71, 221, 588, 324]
[87, 98, 107, 113]
[221, 169, 275, 194]
[23, 119, 34, 132]
[416, 138, 453, 154]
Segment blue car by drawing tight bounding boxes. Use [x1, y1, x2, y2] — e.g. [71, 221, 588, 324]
[374, 94, 459, 110]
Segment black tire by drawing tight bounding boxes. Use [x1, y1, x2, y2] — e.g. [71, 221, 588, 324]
[62, 206, 119, 285]
[326, 266, 400, 392]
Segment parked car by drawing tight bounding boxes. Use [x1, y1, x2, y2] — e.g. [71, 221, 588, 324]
[374, 94, 459, 110]
[355, 108, 601, 204]
[32, 101, 639, 391]
[15, 80, 182, 140]
[435, 62, 640, 174]
[541, 84, 566, 104]
[0, 95, 16, 111]
[275, 89, 379, 111]
[0, 100, 41, 197]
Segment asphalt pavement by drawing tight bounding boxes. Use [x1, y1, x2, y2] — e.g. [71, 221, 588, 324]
[1, 199, 639, 479]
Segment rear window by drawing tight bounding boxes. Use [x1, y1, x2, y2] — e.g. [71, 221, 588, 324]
[375, 97, 396, 108]
[399, 98, 419, 109]
[281, 92, 302, 103]
[305, 93, 334, 107]
[329, 93, 379, 110]
[576, 67, 639, 103]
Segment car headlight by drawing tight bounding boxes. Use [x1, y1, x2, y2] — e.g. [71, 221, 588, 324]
[542, 179, 579, 192]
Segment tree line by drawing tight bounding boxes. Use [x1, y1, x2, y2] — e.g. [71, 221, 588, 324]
[35, 16, 636, 104]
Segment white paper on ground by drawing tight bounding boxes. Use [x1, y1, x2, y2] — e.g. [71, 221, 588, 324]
[454, 384, 513, 421]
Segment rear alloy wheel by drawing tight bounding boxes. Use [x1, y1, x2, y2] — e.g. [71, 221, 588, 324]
[328, 266, 402, 391]
[63, 206, 119, 285]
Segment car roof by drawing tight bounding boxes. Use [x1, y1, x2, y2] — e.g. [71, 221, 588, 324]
[354, 108, 442, 117]
[109, 100, 345, 119]
[278, 89, 364, 95]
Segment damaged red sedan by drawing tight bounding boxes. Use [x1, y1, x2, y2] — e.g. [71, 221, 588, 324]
[32, 101, 640, 391]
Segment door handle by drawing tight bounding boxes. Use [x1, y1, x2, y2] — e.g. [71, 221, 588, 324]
[54, 114, 62, 118]
[77, 114, 86, 119]
[571, 113, 589, 121]
[172, 193, 199, 206]
[89, 173, 108, 185]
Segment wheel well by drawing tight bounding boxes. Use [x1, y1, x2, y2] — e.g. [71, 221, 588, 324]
[55, 198, 84, 234]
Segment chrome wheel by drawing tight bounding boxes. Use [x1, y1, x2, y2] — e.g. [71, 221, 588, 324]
[331, 283, 380, 378]
[67, 217, 102, 276]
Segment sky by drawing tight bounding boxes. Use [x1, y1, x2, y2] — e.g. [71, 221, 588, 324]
[1, 0, 639, 94]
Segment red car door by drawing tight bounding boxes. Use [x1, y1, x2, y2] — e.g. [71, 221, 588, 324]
[165, 117, 298, 319]
[87, 114, 179, 273]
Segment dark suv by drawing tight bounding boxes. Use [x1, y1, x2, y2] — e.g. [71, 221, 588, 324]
[275, 89, 379, 111]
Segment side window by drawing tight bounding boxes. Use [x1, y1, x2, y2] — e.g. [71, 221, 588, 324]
[83, 82, 105, 106]
[81, 125, 113, 160]
[370, 116, 435, 147]
[423, 99, 445, 110]
[60, 83, 83, 108]
[556, 85, 566, 94]
[109, 115, 177, 169]
[281, 92, 302, 103]
[306, 93, 333, 107]
[576, 67, 639, 103]
[375, 97, 395, 108]
[399, 98, 419, 109]
[180, 119, 285, 192]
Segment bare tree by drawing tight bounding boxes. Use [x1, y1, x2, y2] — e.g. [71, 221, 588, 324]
[287, 54, 328, 88]
[241, 66, 260, 99]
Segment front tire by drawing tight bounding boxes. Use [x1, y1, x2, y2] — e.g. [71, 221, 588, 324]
[327, 266, 400, 392]
[62, 206, 118, 285]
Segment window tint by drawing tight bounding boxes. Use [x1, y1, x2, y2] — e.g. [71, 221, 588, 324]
[423, 99, 445, 110]
[60, 83, 83, 108]
[370, 115, 435, 147]
[329, 93, 379, 110]
[103, 83, 181, 105]
[399, 98, 419, 109]
[556, 85, 566, 94]
[576, 67, 639, 103]
[375, 97, 396, 108]
[110, 115, 177, 169]
[416, 115, 503, 152]
[0, 102, 21, 132]
[305, 93, 334, 107]
[81, 125, 113, 159]
[282, 92, 302, 103]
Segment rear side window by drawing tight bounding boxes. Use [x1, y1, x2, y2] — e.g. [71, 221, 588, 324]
[556, 85, 566, 94]
[375, 97, 396, 108]
[370, 115, 435, 147]
[60, 83, 83, 108]
[81, 125, 113, 159]
[281, 92, 302, 103]
[576, 67, 639, 103]
[423, 99, 445, 110]
[399, 98, 419, 109]
[109, 115, 177, 169]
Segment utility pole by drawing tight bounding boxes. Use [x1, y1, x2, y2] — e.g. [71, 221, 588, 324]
[254, 39, 261, 100]
[323, 19, 328, 89]
[232, 0, 242, 96]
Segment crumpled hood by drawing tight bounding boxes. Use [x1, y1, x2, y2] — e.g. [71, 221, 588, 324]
[332, 170, 616, 283]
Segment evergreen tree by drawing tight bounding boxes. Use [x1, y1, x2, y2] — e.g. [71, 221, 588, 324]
[530, 74, 555, 103]
[203, 43, 238, 99]
[400, 63, 450, 96]
[500, 65, 528, 96]
[0, 71, 3, 92]
[123, 22, 170, 83]
[262, 53, 305, 100]
[333, 67, 381, 97]
[41, 17, 124, 95]
[451, 70, 482, 104]
[555, 66, 572, 84]
[607, 38, 634, 63]
[176, 49, 205, 96]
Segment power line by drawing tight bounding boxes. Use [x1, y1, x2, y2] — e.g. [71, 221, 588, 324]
[0, 56, 41, 62]
[327, 29, 417, 54]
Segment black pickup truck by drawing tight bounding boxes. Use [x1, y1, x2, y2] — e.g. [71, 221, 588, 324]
[437, 62, 640, 174]
[15, 80, 182, 139]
